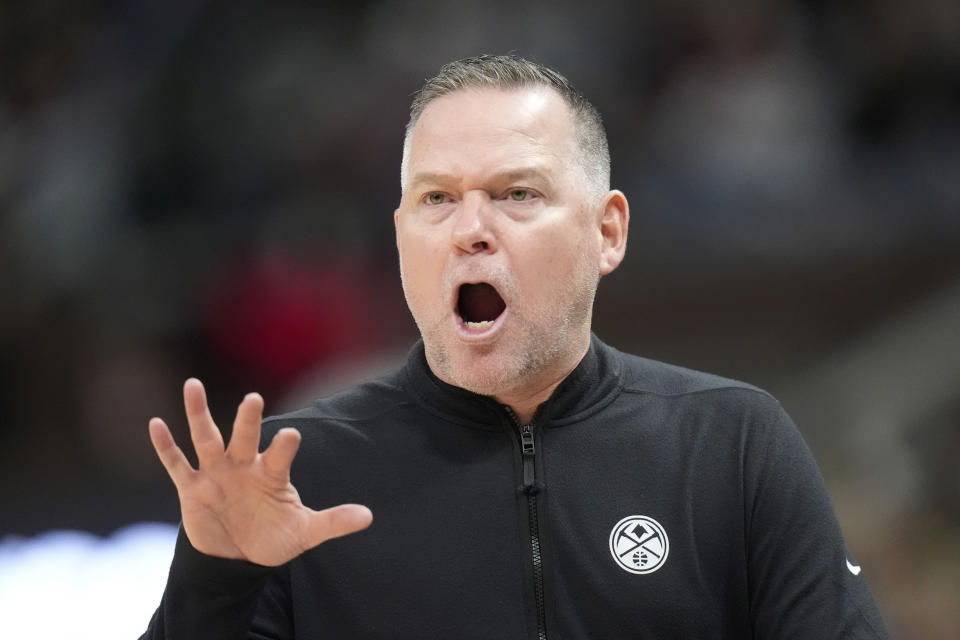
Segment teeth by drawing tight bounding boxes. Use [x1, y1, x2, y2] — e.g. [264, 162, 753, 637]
[465, 320, 494, 330]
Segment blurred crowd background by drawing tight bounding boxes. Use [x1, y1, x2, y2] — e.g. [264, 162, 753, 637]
[1, 1, 958, 637]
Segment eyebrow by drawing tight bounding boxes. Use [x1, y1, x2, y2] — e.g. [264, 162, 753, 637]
[408, 167, 556, 191]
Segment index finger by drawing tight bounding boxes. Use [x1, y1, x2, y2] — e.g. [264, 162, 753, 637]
[148, 417, 195, 489]
[183, 378, 226, 467]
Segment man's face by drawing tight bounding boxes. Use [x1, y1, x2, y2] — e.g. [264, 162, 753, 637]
[395, 86, 611, 401]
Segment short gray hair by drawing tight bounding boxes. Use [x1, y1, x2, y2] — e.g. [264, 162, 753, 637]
[401, 54, 610, 198]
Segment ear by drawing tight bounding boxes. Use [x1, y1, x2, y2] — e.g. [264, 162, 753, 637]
[597, 190, 629, 275]
[394, 208, 401, 249]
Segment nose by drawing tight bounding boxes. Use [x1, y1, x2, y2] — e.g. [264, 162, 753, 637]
[451, 190, 496, 254]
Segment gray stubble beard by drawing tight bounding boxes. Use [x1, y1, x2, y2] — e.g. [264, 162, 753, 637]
[418, 269, 597, 401]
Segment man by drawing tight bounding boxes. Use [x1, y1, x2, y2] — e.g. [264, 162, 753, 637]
[142, 55, 889, 638]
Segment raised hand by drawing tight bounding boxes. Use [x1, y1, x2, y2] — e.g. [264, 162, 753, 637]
[148, 378, 372, 566]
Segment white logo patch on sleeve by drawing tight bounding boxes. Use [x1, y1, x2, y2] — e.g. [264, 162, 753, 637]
[846, 558, 862, 576]
[609, 515, 669, 575]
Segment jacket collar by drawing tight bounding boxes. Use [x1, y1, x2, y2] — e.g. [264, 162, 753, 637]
[401, 334, 623, 429]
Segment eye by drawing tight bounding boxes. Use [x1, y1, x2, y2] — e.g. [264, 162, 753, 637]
[425, 192, 449, 205]
[508, 189, 530, 201]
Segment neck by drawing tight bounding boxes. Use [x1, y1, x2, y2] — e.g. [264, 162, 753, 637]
[493, 337, 591, 425]
[496, 385, 555, 425]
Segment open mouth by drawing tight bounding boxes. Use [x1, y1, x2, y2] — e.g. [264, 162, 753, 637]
[457, 282, 506, 331]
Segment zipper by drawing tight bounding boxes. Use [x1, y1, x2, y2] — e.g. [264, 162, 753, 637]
[506, 407, 548, 640]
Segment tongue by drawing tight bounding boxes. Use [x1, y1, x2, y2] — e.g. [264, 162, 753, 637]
[458, 283, 506, 323]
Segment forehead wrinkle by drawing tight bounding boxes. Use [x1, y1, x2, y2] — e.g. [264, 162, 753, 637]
[409, 164, 559, 195]
[491, 116, 579, 187]
[494, 165, 558, 190]
[408, 171, 458, 189]
[411, 126, 565, 183]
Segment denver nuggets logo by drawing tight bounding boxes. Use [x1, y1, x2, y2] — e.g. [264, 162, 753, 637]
[609, 515, 669, 575]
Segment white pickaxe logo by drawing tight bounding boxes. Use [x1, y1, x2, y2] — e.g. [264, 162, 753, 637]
[609, 515, 669, 575]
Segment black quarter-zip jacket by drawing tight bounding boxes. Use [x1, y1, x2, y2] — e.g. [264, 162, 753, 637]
[143, 336, 889, 639]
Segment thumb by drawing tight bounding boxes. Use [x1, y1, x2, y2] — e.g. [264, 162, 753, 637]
[305, 504, 373, 547]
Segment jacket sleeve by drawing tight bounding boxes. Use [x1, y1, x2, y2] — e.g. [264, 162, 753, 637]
[139, 527, 293, 640]
[744, 398, 890, 639]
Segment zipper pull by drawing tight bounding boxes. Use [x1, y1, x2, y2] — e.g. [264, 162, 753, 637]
[520, 424, 536, 456]
[503, 405, 540, 494]
[519, 424, 539, 494]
